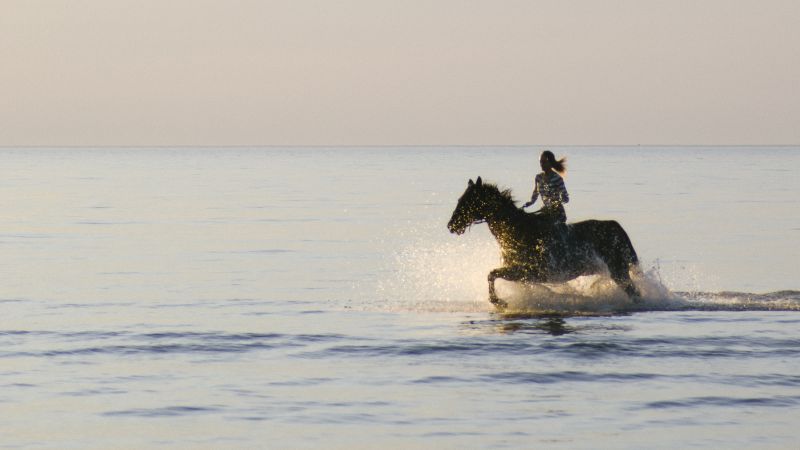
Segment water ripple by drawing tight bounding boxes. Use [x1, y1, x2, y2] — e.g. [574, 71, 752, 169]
[642, 395, 800, 410]
[486, 371, 663, 384]
[104, 406, 223, 417]
[0, 330, 348, 358]
[308, 340, 534, 358]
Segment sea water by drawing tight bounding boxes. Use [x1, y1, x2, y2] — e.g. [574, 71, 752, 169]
[0, 146, 798, 449]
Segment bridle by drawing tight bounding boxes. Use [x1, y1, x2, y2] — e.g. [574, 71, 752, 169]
[464, 218, 487, 231]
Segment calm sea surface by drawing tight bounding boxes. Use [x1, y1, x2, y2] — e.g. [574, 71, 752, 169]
[1, 147, 799, 449]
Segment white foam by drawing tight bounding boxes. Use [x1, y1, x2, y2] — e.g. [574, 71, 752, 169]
[374, 231, 800, 315]
[497, 266, 685, 315]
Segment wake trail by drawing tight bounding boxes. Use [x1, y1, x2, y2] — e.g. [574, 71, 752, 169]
[497, 273, 800, 316]
[375, 234, 800, 315]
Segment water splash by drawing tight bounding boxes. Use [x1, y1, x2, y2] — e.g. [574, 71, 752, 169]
[495, 266, 683, 316]
[376, 228, 499, 313]
[376, 231, 800, 315]
[676, 290, 800, 312]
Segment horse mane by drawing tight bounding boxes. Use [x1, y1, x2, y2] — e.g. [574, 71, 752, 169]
[480, 181, 550, 225]
[482, 182, 518, 208]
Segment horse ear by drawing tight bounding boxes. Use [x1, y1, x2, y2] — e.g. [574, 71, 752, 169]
[476, 176, 482, 186]
[468, 179, 474, 187]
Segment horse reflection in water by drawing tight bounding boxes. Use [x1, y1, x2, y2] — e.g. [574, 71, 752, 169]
[448, 177, 641, 309]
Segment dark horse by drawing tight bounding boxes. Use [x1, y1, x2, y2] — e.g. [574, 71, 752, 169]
[447, 177, 641, 309]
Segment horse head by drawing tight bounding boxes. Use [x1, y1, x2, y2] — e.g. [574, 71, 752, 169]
[448, 177, 489, 235]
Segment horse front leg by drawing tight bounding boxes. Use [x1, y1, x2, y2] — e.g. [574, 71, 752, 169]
[488, 266, 526, 310]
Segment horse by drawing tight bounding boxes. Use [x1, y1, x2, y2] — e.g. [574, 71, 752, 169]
[447, 177, 641, 309]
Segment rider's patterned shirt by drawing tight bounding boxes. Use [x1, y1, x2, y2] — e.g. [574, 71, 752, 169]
[529, 172, 569, 208]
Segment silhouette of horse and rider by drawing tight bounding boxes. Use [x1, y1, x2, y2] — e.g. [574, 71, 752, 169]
[448, 151, 641, 309]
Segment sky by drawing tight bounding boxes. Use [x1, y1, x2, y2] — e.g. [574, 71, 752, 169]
[2, 0, 799, 146]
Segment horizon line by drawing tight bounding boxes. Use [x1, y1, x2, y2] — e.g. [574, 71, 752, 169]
[1, 144, 799, 149]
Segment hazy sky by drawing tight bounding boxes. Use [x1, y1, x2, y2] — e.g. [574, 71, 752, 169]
[2, 1, 799, 146]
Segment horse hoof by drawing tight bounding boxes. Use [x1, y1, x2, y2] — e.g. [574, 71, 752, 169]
[627, 290, 643, 303]
[490, 297, 508, 310]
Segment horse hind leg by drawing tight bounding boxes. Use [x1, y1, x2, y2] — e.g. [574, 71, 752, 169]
[605, 222, 641, 301]
[619, 275, 641, 301]
[608, 262, 641, 301]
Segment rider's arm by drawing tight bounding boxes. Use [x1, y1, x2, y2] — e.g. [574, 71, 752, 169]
[529, 189, 539, 204]
[524, 176, 540, 207]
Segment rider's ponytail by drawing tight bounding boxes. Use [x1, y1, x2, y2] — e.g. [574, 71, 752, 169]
[542, 151, 567, 175]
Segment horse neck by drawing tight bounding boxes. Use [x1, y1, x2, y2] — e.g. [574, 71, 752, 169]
[483, 195, 526, 238]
